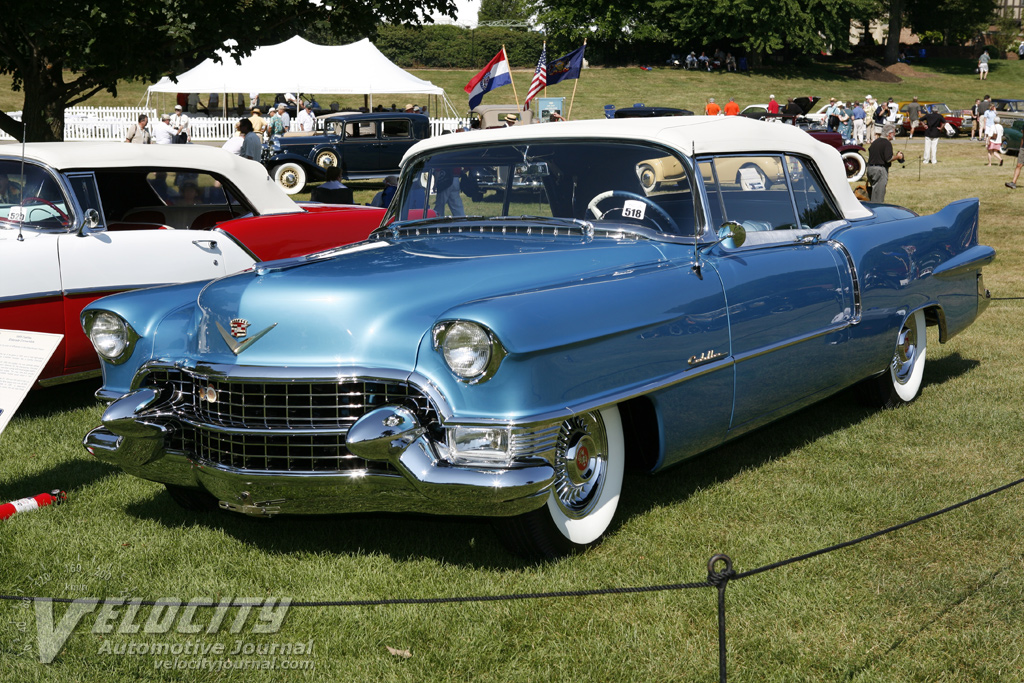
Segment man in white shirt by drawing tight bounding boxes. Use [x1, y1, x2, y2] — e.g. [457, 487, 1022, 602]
[152, 113, 175, 144]
[169, 105, 190, 144]
[295, 102, 316, 132]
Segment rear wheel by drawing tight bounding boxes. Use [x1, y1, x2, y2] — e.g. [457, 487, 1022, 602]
[858, 310, 927, 409]
[495, 406, 624, 559]
[842, 152, 867, 182]
[273, 163, 306, 195]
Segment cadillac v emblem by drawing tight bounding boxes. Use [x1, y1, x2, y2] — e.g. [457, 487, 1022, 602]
[216, 319, 277, 356]
[230, 318, 250, 338]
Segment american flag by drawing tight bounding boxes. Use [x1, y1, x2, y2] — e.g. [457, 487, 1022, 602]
[523, 43, 547, 110]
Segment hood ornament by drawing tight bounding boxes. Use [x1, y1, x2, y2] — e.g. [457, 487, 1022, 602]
[216, 319, 277, 356]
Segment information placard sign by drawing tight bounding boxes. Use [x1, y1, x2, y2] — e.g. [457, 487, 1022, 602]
[0, 329, 63, 436]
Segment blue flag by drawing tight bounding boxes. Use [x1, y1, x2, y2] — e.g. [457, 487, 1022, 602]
[546, 46, 585, 86]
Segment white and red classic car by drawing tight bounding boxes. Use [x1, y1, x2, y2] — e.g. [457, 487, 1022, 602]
[0, 143, 383, 386]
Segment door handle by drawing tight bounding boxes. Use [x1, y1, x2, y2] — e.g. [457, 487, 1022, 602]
[192, 239, 218, 249]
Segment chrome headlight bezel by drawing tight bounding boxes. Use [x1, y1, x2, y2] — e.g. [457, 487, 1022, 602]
[81, 310, 139, 365]
[432, 320, 506, 383]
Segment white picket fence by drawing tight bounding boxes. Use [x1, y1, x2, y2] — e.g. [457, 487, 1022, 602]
[1, 107, 466, 141]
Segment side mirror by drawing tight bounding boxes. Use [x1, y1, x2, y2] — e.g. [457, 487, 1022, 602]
[693, 221, 746, 279]
[715, 220, 746, 249]
[77, 208, 101, 235]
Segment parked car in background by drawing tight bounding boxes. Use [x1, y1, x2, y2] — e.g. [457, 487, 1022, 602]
[84, 117, 993, 559]
[991, 99, 1024, 124]
[613, 106, 694, 118]
[895, 101, 966, 136]
[999, 118, 1024, 155]
[0, 143, 384, 386]
[739, 100, 866, 181]
[262, 112, 430, 194]
[470, 105, 536, 129]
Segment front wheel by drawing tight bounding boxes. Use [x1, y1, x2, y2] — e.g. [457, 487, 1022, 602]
[273, 163, 307, 195]
[494, 406, 624, 559]
[858, 309, 927, 409]
[842, 151, 867, 182]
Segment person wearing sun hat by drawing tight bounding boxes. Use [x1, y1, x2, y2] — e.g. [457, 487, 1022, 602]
[503, 113, 518, 126]
[248, 106, 266, 138]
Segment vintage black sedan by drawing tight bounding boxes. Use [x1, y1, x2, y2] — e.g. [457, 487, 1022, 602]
[263, 112, 430, 194]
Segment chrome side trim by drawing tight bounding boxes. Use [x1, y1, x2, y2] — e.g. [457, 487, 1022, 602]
[63, 284, 174, 296]
[829, 240, 862, 324]
[0, 291, 62, 304]
[213, 227, 260, 263]
[448, 354, 736, 430]
[732, 322, 850, 366]
[38, 368, 101, 387]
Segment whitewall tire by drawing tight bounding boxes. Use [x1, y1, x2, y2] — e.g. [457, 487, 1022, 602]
[495, 406, 625, 559]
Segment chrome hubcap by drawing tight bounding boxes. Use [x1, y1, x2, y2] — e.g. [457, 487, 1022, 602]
[893, 323, 917, 385]
[552, 413, 608, 519]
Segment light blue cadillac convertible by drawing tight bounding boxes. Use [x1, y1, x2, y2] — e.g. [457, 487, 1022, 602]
[82, 117, 994, 558]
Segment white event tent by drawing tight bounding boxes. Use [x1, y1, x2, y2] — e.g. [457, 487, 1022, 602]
[146, 36, 455, 116]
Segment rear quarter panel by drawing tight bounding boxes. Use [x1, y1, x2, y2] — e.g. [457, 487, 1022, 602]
[835, 198, 989, 371]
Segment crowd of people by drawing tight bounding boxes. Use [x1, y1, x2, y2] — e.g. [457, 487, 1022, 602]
[124, 86, 1019, 204]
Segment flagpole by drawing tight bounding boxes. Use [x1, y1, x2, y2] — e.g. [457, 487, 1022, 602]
[566, 39, 586, 120]
[504, 46, 521, 108]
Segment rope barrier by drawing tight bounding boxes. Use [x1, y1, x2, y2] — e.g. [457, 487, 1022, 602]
[1, 475, 1020, 681]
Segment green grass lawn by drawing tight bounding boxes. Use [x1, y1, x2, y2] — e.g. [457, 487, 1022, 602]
[2, 64, 1024, 682]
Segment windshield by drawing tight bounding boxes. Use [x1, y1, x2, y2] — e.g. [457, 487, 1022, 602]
[0, 160, 70, 231]
[389, 141, 699, 236]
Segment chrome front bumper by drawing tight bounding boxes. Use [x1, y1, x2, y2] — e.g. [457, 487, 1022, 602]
[84, 393, 555, 518]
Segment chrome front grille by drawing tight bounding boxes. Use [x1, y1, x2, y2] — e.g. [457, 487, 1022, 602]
[143, 368, 438, 474]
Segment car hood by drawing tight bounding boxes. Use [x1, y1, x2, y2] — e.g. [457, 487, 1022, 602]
[191, 233, 670, 370]
[795, 96, 820, 115]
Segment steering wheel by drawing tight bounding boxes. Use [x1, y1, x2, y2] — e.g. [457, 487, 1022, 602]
[23, 196, 70, 226]
[585, 190, 679, 233]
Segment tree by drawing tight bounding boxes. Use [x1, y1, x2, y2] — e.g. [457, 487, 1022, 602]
[540, 0, 878, 65]
[0, 0, 455, 142]
[478, 0, 537, 26]
[906, 0, 998, 47]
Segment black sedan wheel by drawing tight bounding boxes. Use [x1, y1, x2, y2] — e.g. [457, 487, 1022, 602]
[273, 163, 307, 195]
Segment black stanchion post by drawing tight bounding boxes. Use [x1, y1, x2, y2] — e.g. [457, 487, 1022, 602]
[708, 554, 734, 683]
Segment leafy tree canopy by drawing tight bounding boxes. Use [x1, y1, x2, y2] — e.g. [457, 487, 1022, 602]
[540, 0, 899, 63]
[906, 0, 998, 46]
[0, 0, 455, 141]
[477, 0, 537, 26]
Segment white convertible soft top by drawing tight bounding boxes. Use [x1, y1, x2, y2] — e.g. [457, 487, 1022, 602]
[404, 116, 873, 220]
[0, 142, 300, 216]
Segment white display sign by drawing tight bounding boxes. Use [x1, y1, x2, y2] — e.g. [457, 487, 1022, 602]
[0, 329, 63, 437]
[738, 167, 766, 191]
[622, 200, 647, 221]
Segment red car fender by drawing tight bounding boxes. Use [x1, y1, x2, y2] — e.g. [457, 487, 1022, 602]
[215, 205, 385, 262]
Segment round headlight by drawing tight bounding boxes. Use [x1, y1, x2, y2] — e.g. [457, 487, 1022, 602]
[442, 322, 492, 379]
[88, 312, 129, 360]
